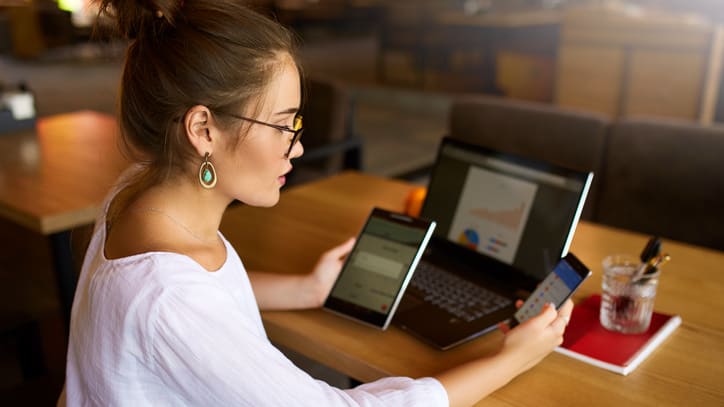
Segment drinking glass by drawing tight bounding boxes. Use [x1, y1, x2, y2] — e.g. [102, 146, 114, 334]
[600, 254, 659, 334]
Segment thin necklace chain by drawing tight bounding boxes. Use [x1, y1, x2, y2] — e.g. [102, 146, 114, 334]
[136, 207, 218, 244]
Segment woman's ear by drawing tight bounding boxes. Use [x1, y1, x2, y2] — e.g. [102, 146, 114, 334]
[184, 105, 215, 156]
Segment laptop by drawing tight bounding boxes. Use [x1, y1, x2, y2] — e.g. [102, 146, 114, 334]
[393, 136, 593, 349]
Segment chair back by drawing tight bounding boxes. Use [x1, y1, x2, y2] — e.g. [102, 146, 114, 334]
[449, 95, 609, 219]
[595, 118, 724, 251]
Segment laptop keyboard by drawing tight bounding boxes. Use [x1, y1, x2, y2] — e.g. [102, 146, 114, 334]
[411, 262, 513, 322]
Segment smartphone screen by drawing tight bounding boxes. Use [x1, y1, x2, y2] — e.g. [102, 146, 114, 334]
[513, 253, 591, 325]
[324, 207, 436, 330]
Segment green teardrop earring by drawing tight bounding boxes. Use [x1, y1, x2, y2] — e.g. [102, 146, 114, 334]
[198, 152, 217, 189]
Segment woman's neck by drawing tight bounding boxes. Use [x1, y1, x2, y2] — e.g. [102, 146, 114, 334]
[131, 181, 227, 243]
[104, 179, 230, 270]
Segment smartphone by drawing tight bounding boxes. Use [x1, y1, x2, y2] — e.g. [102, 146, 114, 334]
[512, 252, 591, 326]
[323, 207, 436, 330]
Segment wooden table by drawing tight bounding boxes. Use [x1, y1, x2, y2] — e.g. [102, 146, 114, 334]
[0, 111, 128, 324]
[220, 171, 724, 406]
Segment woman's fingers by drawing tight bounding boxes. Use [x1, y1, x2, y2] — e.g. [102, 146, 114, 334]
[324, 237, 356, 259]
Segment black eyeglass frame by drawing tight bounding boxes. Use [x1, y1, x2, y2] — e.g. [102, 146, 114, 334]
[216, 111, 303, 158]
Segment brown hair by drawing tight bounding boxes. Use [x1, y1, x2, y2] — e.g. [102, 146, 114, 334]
[97, 0, 298, 220]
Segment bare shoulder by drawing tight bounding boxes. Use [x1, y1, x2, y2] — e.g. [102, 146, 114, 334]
[104, 208, 164, 259]
[105, 209, 226, 271]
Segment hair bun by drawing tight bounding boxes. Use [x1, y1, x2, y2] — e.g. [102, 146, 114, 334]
[98, 0, 182, 39]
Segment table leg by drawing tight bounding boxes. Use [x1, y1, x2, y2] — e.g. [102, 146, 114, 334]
[49, 230, 77, 330]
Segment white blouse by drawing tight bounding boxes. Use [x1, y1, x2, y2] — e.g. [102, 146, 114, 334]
[60, 188, 449, 406]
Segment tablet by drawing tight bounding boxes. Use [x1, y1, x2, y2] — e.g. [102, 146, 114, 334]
[323, 207, 436, 330]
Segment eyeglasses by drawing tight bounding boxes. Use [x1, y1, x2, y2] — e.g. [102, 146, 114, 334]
[217, 112, 303, 158]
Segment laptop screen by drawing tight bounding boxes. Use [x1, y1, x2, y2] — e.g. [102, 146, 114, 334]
[421, 137, 592, 281]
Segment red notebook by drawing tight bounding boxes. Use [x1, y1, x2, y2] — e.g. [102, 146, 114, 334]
[554, 294, 681, 376]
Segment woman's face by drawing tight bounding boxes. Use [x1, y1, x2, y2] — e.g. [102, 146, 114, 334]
[214, 56, 303, 207]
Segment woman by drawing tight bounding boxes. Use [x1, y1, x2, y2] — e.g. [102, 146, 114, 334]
[60, 1, 572, 406]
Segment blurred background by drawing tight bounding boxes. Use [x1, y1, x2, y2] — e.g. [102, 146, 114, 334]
[1, 0, 723, 404]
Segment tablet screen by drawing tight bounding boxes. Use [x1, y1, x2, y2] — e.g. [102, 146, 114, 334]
[324, 207, 436, 329]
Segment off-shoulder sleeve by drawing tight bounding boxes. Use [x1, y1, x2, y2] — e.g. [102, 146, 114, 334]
[146, 280, 449, 406]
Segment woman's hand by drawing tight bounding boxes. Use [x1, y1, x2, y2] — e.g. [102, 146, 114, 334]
[247, 237, 355, 310]
[498, 299, 573, 376]
[307, 237, 356, 307]
[436, 299, 574, 407]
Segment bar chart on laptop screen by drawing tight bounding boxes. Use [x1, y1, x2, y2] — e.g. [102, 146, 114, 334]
[448, 167, 537, 264]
